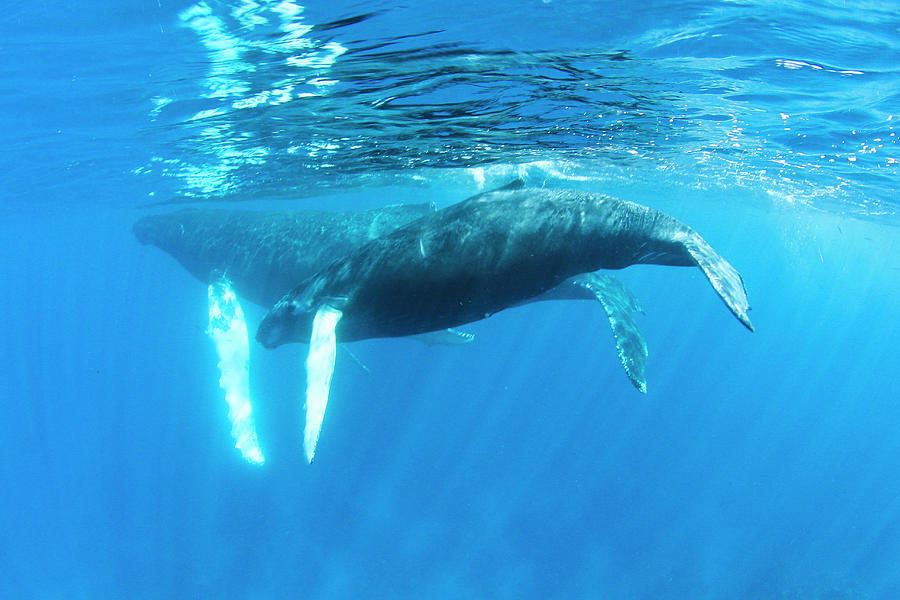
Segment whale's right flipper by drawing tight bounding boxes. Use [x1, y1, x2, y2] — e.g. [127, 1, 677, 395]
[678, 231, 754, 331]
[571, 273, 648, 392]
[304, 305, 343, 464]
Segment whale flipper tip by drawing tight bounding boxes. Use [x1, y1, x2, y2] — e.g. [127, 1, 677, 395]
[680, 232, 754, 332]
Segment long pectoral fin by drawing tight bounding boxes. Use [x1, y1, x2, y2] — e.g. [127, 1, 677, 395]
[572, 272, 648, 393]
[304, 305, 343, 464]
[207, 278, 265, 465]
[678, 232, 754, 332]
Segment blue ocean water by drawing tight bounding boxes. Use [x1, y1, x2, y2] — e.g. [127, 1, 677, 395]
[2, 0, 900, 598]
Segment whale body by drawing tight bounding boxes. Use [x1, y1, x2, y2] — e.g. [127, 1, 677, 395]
[254, 183, 753, 462]
[258, 185, 753, 347]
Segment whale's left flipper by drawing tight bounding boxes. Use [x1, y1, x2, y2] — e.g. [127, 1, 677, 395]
[571, 273, 648, 392]
[207, 277, 265, 465]
[304, 305, 343, 463]
[678, 231, 754, 332]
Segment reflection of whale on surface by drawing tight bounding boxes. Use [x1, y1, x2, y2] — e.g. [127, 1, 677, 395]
[258, 183, 753, 462]
[132, 198, 648, 386]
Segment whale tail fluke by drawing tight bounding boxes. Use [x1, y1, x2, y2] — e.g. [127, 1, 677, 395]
[679, 232, 754, 332]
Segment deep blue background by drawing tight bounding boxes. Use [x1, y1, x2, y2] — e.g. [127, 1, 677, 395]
[3, 0, 900, 598]
[4, 192, 899, 598]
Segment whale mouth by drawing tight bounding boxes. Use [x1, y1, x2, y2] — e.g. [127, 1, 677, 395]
[255, 316, 285, 349]
[131, 216, 155, 245]
[255, 308, 290, 348]
[256, 299, 308, 348]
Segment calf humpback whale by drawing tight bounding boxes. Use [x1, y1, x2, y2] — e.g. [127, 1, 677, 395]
[256, 183, 753, 462]
[259, 185, 753, 346]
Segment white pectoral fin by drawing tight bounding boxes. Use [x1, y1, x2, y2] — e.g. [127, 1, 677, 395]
[304, 305, 343, 464]
[207, 278, 264, 465]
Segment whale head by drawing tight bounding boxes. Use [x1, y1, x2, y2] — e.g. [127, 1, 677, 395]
[256, 296, 313, 349]
[132, 210, 215, 282]
[132, 210, 200, 249]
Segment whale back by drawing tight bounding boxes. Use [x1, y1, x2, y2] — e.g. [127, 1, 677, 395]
[258, 187, 724, 345]
[133, 204, 435, 307]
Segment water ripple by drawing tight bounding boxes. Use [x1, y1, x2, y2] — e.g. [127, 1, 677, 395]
[140, 0, 900, 218]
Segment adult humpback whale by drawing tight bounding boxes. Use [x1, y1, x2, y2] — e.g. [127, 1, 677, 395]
[257, 183, 753, 462]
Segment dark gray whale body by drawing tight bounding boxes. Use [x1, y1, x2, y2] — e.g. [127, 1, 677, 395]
[257, 184, 754, 348]
[133, 203, 435, 308]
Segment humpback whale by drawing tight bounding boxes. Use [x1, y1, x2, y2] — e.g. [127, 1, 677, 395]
[256, 183, 753, 462]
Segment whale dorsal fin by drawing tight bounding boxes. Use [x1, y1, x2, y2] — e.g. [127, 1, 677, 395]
[304, 305, 343, 463]
[494, 178, 525, 192]
[462, 179, 526, 202]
